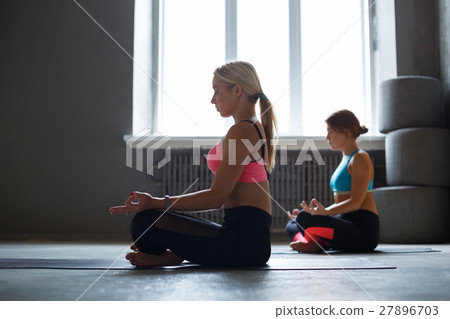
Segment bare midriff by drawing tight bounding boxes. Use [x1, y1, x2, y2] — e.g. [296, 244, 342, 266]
[333, 191, 378, 215]
[223, 180, 272, 215]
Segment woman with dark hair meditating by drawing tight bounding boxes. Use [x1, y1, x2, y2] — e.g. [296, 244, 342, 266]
[286, 109, 379, 253]
[110, 61, 277, 267]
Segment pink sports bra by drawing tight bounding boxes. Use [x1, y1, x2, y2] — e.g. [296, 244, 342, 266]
[207, 121, 269, 183]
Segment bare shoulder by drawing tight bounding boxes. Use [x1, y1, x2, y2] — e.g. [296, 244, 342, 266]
[225, 121, 258, 140]
[351, 150, 373, 169]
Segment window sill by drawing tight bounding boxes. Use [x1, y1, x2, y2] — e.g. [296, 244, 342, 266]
[123, 135, 385, 150]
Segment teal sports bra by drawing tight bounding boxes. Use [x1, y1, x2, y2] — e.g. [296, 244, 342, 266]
[329, 149, 373, 194]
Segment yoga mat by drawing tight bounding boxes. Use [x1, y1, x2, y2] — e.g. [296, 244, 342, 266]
[0, 257, 395, 270]
[272, 247, 440, 255]
[373, 247, 440, 254]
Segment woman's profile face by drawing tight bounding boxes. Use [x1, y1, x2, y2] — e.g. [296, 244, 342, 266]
[326, 124, 347, 150]
[211, 77, 236, 118]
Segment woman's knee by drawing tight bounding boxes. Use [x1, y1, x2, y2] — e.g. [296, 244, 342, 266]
[129, 209, 161, 240]
[285, 219, 300, 239]
[295, 210, 313, 226]
[285, 210, 311, 239]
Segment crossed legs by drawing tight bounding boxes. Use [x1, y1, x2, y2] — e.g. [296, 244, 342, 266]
[286, 210, 361, 253]
[128, 209, 223, 267]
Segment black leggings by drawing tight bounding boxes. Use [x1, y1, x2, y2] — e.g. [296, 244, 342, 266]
[286, 209, 379, 252]
[130, 206, 272, 267]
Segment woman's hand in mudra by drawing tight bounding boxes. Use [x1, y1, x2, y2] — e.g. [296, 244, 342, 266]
[300, 198, 328, 216]
[109, 192, 154, 215]
[287, 209, 300, 219]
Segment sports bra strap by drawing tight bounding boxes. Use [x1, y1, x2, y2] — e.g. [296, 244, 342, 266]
[346, 149, 360, 164]
[240, 120, 265, 160]
[349, 149, 360, 157]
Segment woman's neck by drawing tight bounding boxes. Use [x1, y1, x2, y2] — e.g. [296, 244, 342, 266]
[232, 103, 257, 123]
[342, 140, 359, 156]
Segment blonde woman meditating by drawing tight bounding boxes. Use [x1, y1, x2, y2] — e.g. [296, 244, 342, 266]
[110, 61, 277, 267]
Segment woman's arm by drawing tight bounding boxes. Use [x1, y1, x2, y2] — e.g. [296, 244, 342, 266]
[301, 152, 373, 216]
[110, 123, 256, 214]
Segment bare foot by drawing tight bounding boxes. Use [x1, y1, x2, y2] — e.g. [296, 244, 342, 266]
[290, 241, 323, 253]
[126, 250, 184, 267]
[130, 244, 138, 251]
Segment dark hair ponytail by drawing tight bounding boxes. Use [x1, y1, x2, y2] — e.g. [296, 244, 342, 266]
[359, 125, 369, 136]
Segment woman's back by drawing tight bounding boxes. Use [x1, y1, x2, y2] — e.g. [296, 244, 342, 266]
[209, 120, 271, 214]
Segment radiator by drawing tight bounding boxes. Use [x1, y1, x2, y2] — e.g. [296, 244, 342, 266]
[160, 149, 342, 235]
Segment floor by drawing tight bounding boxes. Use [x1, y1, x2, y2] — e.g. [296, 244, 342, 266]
[0, 241, 449, 301]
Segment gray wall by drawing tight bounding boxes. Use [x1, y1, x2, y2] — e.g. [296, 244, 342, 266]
[0, 0, 159, 240]
[438, 0, 450, 128]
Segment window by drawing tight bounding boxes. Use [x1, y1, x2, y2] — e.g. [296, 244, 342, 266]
[133, 0, 373, 137]
[159, 0, 225, 136]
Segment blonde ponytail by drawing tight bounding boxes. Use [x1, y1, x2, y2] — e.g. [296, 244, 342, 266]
[259, 97, 277, 172]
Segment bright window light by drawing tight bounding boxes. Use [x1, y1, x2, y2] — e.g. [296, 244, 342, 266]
[300, 0, 368, 136]
[145, 0, 372, 137]
[237, 0, 290, 133]
[159, 0, 226, 136]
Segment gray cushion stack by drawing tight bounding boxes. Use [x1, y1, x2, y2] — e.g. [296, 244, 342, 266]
[373, 76, 450, 243]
